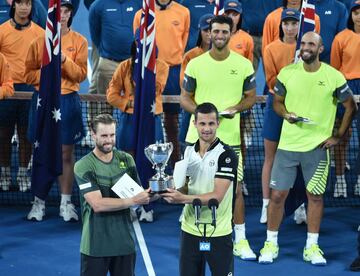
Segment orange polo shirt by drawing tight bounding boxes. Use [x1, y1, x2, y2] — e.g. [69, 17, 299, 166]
[106, 58, 169, 114]
[25, 30, 88, 94]
[262, 7, 321, 55]
[180, 47, 205, 86]
[0, 53, 14, 99]
[133, 2, 190, 66]
[0, 20, 43, 84]
[229, 30, 254, 62]
[331, 29, 360, 80]
[263, 39, 296, 93]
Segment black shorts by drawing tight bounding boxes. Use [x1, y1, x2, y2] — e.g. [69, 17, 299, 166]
[80, 253, 136, 276]
[179, 231, 233, 276]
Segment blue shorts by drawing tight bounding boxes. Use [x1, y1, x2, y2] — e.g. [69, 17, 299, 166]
[163, 65, 180, 114]
[336, 78, 360, 118]
[28, 91, 84, 145]
[262, 93, 283, 142]
[0, 83, 34, 127]
[116, 111, 164, 151]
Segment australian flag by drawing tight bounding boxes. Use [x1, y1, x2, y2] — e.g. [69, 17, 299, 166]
[285, 0, 316, 215]
[133, 0, 157, 187]
[31, 0, 62, 200]
[214, 0, 225, 15]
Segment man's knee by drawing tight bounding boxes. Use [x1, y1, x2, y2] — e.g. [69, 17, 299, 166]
[270, 190, 288, 205]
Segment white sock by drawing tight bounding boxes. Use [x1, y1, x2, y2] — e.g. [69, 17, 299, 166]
[336, 175, 346, 184]
[34, 196, 45, 205]
[306, 232, 319, 248]
[357, 175, 360, 185]
[234, 223, 246, 242]
[266, 230, 278, 246]
[1, 166, 11, 175]
[262, 198, 269, 209]
[61, 194, 72, 205]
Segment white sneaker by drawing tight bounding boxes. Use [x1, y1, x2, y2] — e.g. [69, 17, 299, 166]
[258, 241, 279, 264]
[130, 208, 138, 222]
[179, 208, 184, 223]
[242, 182, 249, 196]
[233, 239, 257, 260]
[294, 205, 307, 225]
[139, 207, 153, 223]
[0, 166, 11, 191]
[81, 131, 95, 147]
[303, 244, 327, 266]
[17, 167, 31, 192]
[59, 201, 79, 222]
[260, 205, 268, 224]
[333, 181, 347, 198]
[27, 200, 45, 221]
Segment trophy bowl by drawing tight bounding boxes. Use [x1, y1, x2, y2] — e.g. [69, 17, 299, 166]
[144, 142, 174, 193]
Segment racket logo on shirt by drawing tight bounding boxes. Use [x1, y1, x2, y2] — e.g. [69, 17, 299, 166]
[66, 47, 75, 52]
[230, 70, 238, 75]
[172, 20, 180, 26]
[317, 81, 325, 86]
[209, 160, 215, 167]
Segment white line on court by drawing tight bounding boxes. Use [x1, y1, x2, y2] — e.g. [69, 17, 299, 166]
[133, 219, 156, 276]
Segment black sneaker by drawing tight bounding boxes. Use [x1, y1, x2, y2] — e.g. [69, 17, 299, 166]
[350, 256, 360, 271]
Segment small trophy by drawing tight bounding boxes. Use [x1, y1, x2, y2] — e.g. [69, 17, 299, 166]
[144, 142, 174, 193]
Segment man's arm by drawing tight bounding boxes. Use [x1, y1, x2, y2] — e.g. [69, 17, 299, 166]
[161, 178, 231, 205]
[321, 95, 357, 148]
[180, 72, 197, 113]
[84, 189, 151, 213]
[273, 79, 299, 123]
[180, 88, 197, 114]
[222, 87, 256, 118]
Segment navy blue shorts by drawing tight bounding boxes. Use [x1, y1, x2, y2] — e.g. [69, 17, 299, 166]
[116, 111, 164, 151]
[262, 93, 283, 142]
[163, 65, 180, 114]
[0, 84, 34, 127]
[337, 79, 360, 118]
[28, 91, 84, 145]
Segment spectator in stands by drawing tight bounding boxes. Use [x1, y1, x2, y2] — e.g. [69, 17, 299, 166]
[239, 0, 282, 72]
[0, 53, 14, 100]
[133, 0, 190, 170]
[262, 0, 321, 56]
[179, 13, 213, 156]
[258, 32, 356, 265]
[179, 0, 215, 51]
[40, 0, 79, 14]
[74, 113, 151, 276]
[225, 0, 253, 61]
[0, 0, 43, 192]
[180, 15, 257, 261]
[315, 0, 348, 63]
[88, 0, 141, 116]
[260, 8, 300, 224]
[106, 35, 169, 160]
[25, 0, 87, 222]
[0, 0, 47, 27]
[331, 0, 360, 197]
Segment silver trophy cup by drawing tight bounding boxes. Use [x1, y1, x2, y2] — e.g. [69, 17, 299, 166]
[144, 142, 174, 193]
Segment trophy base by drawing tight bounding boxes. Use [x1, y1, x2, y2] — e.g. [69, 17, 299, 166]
[149, 178, 174, 194]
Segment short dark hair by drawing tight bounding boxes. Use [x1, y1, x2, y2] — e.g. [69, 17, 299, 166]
[194, 103, 219, 121]
[90, 113, 116, 133]
[209, 15, 233, 32]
